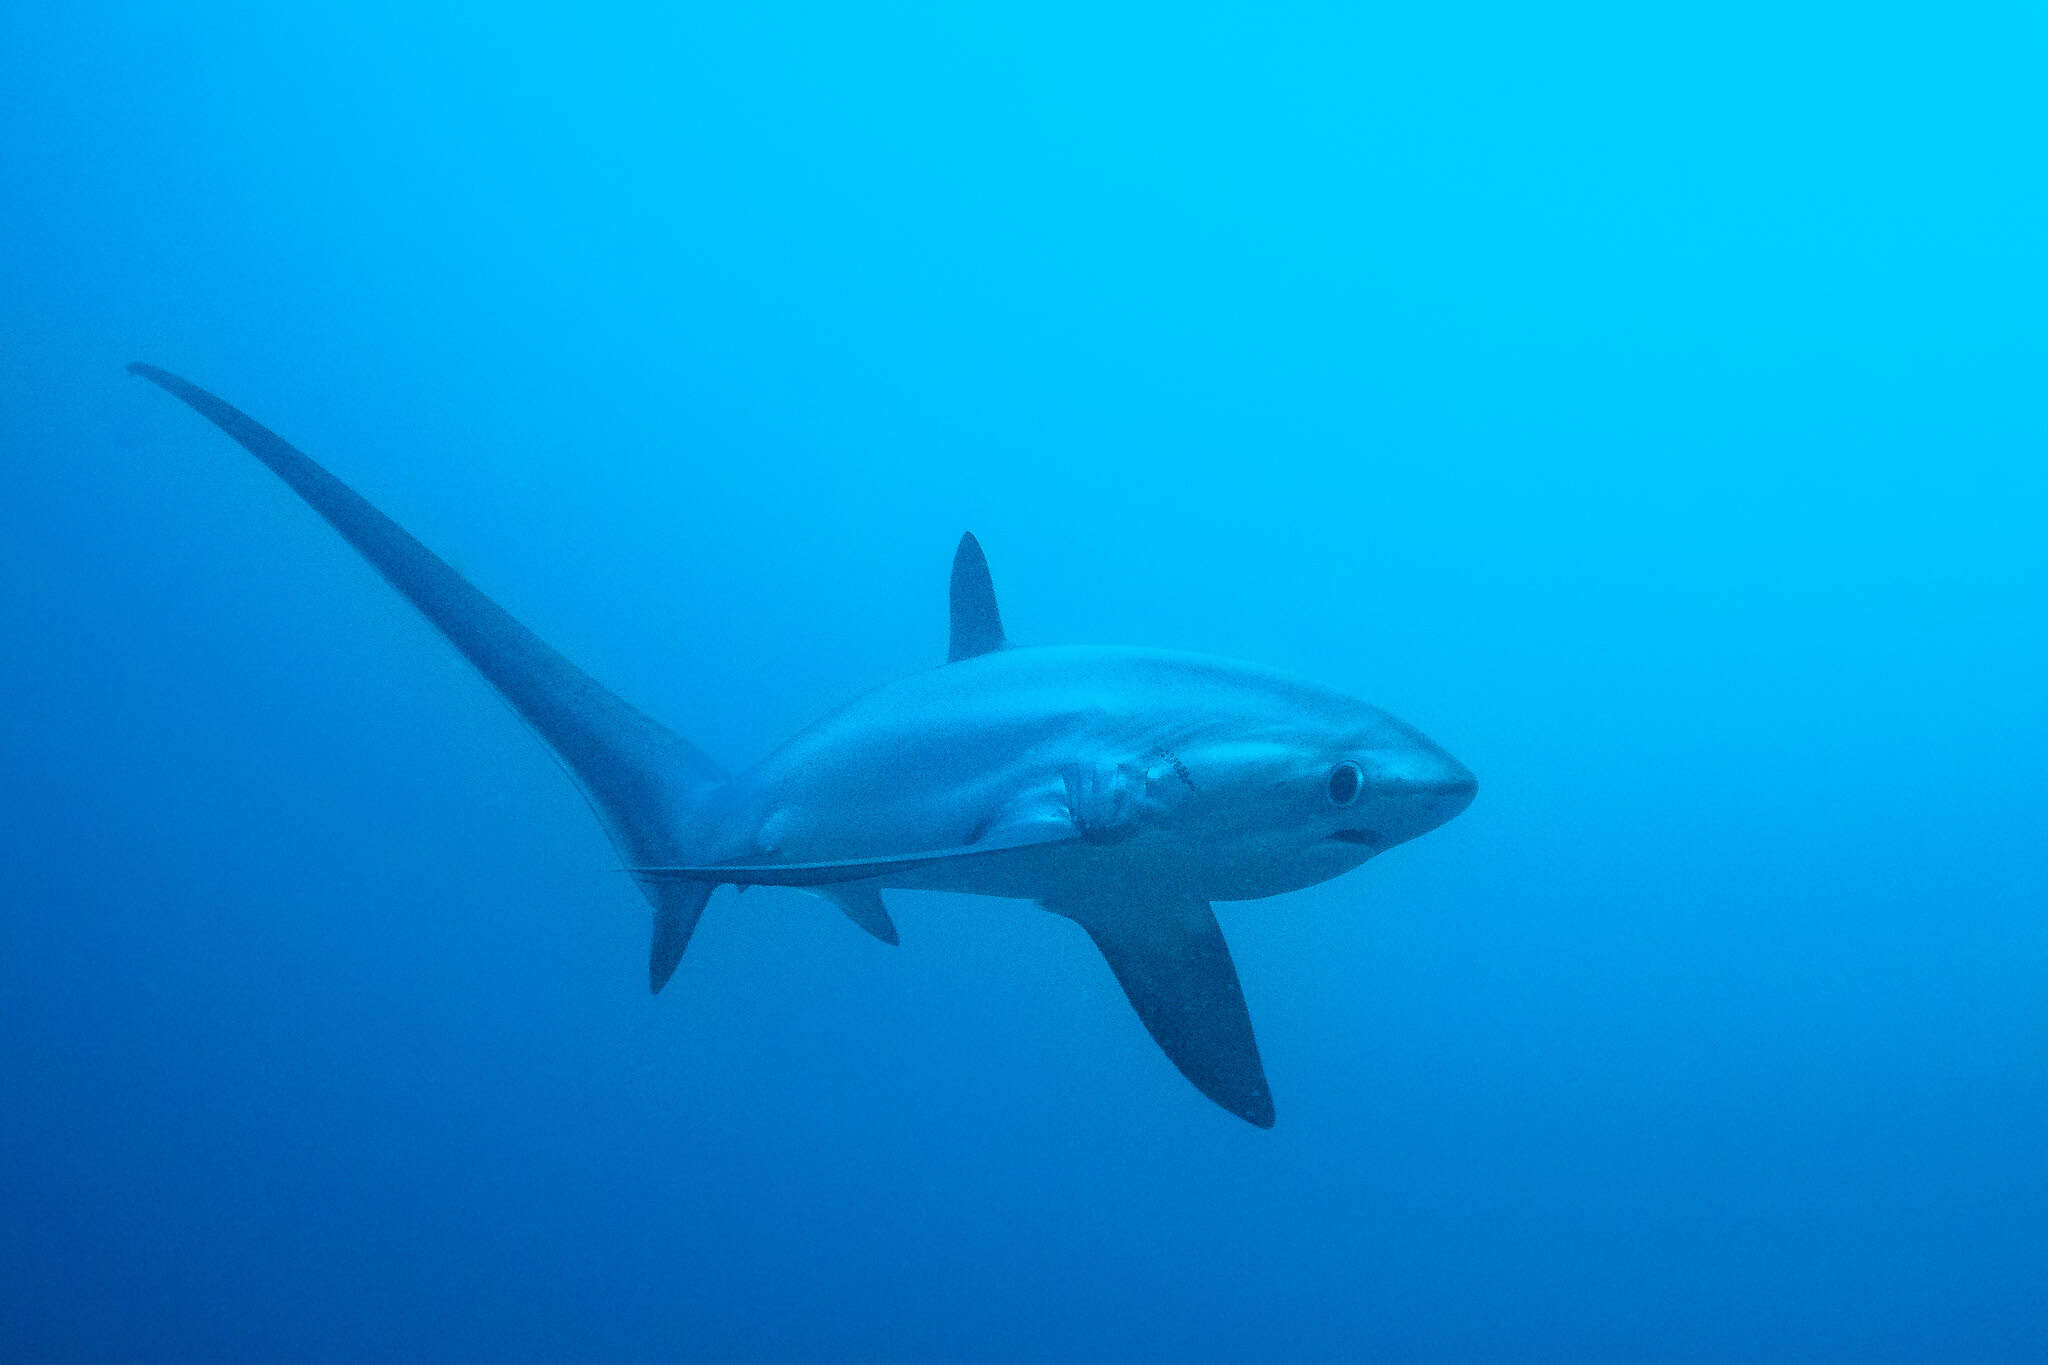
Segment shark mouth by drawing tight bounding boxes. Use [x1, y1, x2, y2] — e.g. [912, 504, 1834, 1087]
[1328, 828, 1384, 847]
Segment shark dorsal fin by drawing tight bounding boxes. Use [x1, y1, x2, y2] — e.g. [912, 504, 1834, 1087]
[947, 532, 1007, 663]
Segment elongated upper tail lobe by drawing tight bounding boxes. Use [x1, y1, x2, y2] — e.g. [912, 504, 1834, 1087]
[128, 364, 726, 976]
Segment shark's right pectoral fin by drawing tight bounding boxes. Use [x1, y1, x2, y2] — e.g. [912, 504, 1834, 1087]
[1047, 891, 1275, 1129]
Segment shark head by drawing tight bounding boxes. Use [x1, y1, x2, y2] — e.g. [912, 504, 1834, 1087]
[1320, 709, 1479, 854]
[1124, 662, 1476, 900]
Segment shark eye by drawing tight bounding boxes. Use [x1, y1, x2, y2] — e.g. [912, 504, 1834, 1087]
[1327, 761, 1363, 806]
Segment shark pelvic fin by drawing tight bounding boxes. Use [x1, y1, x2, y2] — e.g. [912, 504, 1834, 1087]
[947, 532, 1007, 663]
[649, 882, 715, 992]
[1046, 891, 1275, 1128]
[813, 883, 899, 945]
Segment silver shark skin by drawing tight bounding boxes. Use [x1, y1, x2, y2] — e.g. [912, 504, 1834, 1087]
[127, 364, 1475, 1128]
[699, 645, 1474, 903]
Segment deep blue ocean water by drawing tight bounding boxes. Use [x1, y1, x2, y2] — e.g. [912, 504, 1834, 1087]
[3, 3, 2043, 1359]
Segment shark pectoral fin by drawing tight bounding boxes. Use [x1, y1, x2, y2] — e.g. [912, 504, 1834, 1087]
[1049, 892, 1275, 1129]
[628, 827, 1080, 888]
[649, 881, 715, 993]
[814, 883, 899, 945]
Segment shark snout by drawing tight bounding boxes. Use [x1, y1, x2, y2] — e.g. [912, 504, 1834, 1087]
[1324, 750, 1474, 853]
[1378, 752, 1476, 841]
[1409, 763, 1477, 824]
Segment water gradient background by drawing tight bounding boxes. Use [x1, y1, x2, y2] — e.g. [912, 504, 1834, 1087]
[3, 3, 2043, 1359]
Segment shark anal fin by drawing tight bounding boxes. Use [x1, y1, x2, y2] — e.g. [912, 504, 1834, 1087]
[1049, 891, 1275, 1128]
[815, 883, 899, 945]
[649, 881, 714, 992]
[947, 532, 1006, 663]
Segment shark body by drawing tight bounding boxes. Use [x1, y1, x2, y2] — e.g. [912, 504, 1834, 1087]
[129, 363, 1475, 1127]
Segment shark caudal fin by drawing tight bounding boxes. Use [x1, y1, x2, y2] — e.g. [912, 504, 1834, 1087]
[128, 364, 728, 985]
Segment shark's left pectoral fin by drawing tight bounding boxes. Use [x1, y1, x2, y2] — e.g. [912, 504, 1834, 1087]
[629, 825, 1079, 888]
[1048, 891, 1275, 1128]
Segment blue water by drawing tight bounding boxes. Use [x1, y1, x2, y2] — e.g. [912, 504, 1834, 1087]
[4, 4, 2043, 1359]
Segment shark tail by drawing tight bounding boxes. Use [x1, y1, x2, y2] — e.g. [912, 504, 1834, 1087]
[127, 363, 728, 988]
